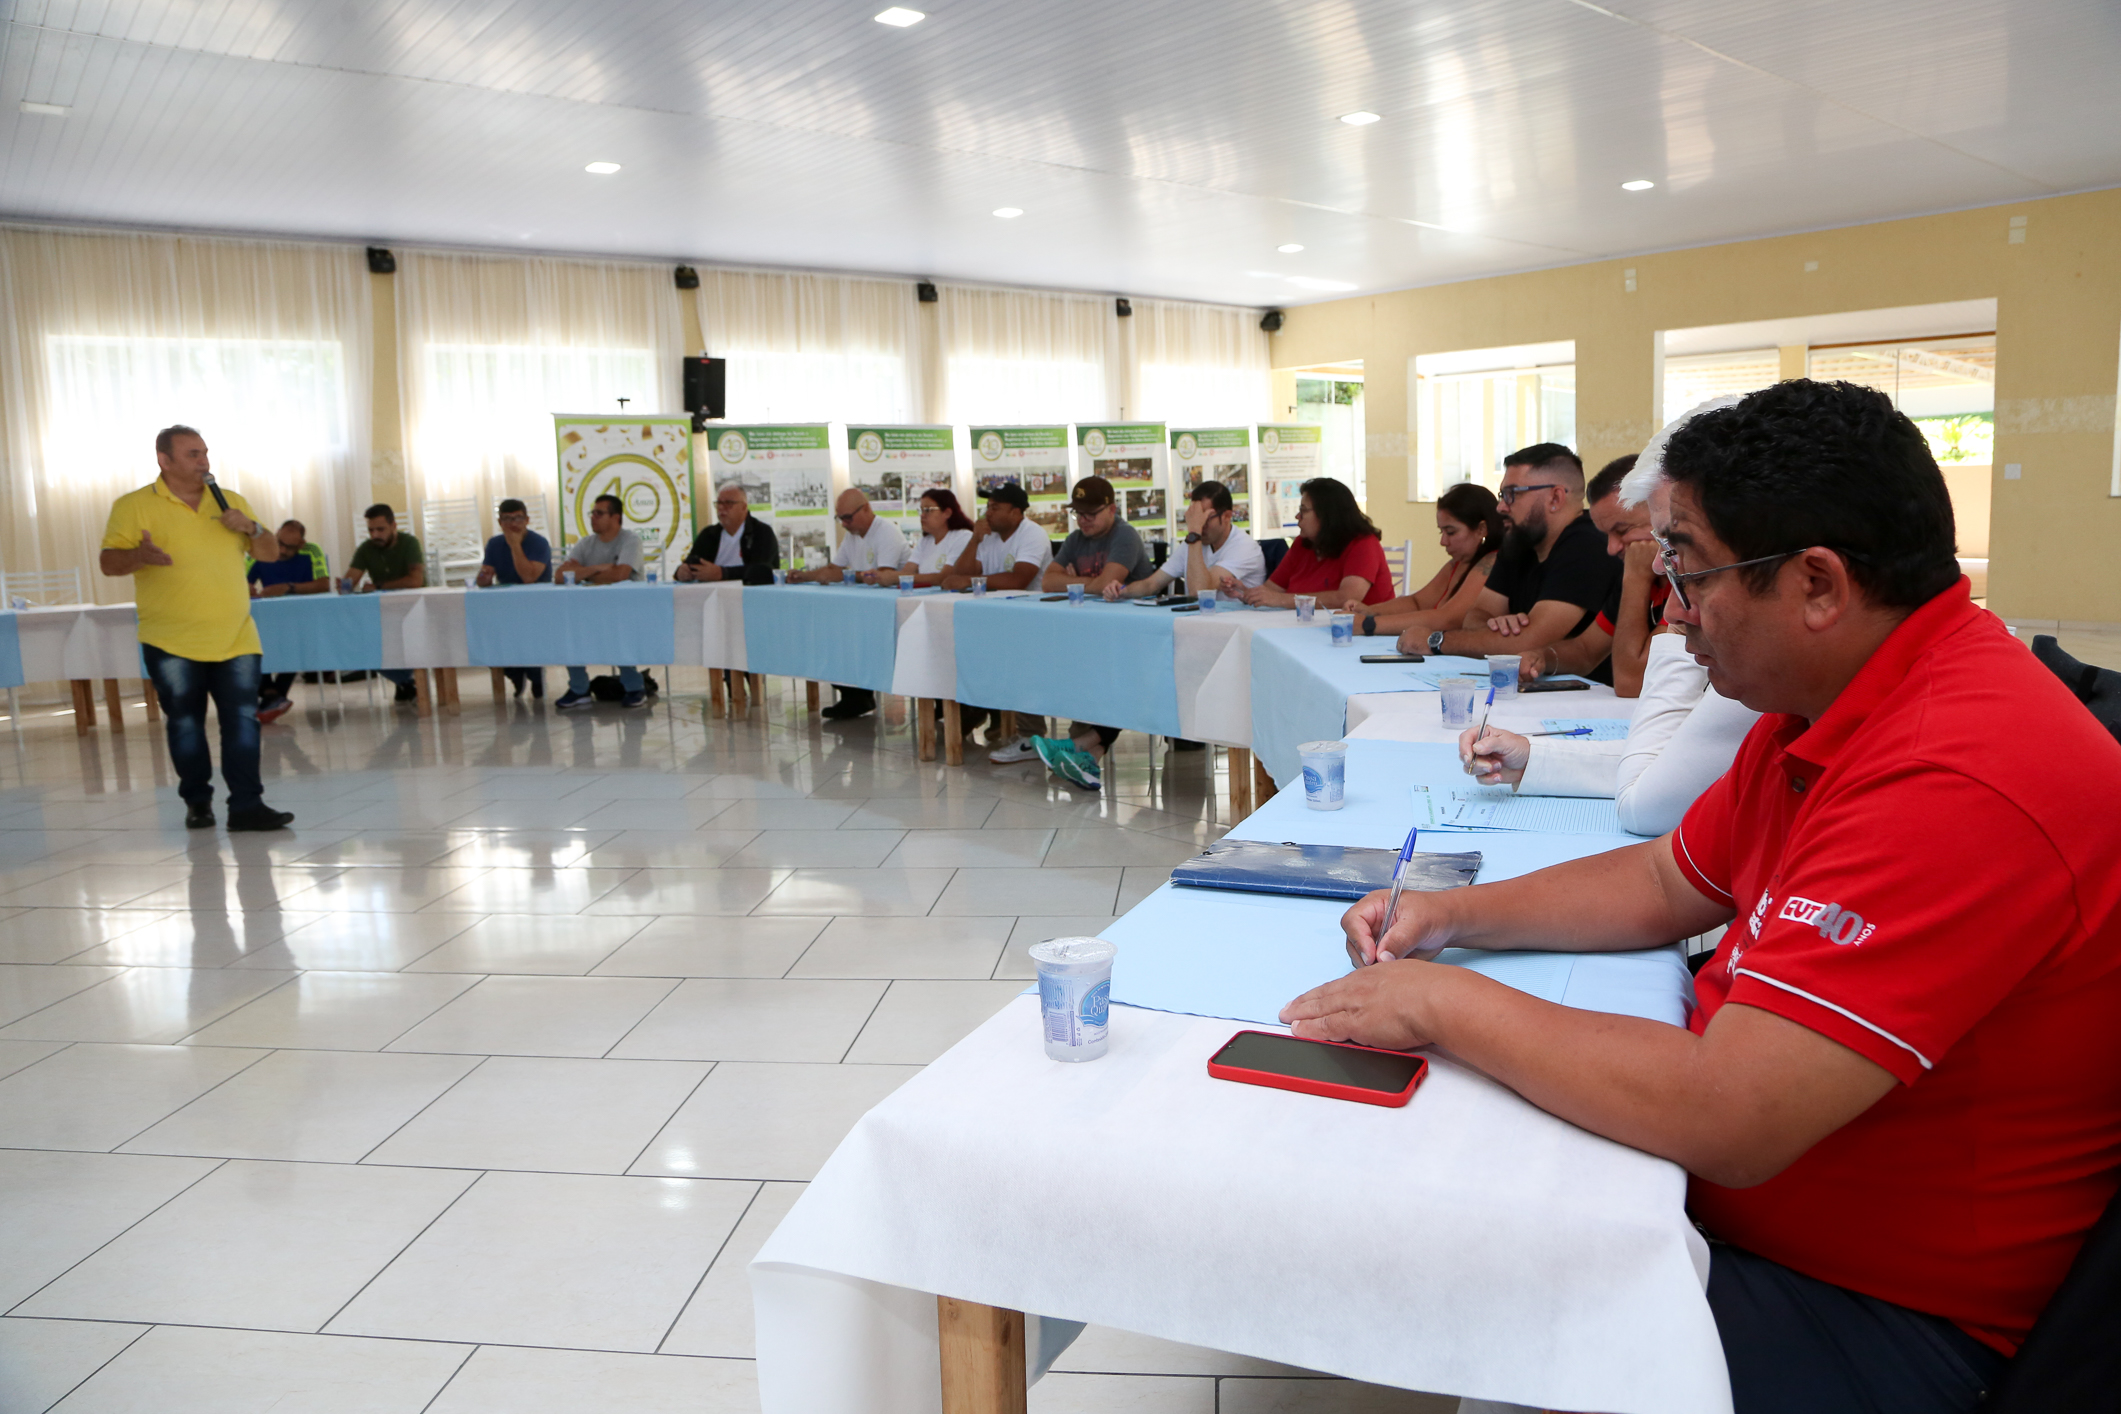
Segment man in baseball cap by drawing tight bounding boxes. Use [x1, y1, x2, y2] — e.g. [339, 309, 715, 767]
[942, 481, 1057, 761]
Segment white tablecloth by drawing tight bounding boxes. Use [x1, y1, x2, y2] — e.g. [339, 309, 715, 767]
[15, 604, 142, 680]
[672, 583, 747, 669]
[890, 594, 958, 699]
[753, 995, 1727, 1414]
[1172, 607, 1299, 747]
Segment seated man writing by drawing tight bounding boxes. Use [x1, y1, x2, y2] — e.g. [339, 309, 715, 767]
[1396, 444, 1620, 681]
[1286, 379, 2121, 1413]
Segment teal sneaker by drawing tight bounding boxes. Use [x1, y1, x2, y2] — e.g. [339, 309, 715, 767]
[1033, 736, 1103, 789]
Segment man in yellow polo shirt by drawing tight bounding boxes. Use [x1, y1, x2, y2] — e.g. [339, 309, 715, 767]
[99, 425, 295, 832]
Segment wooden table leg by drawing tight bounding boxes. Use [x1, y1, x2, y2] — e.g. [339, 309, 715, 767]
[731, 670, 749, 714]
[489, 668, 507, 700]
[710, 670, 727, 715]
[805, 680, 821, 714]
[437, 668, 460, 714]
[917, 698, 937, 761]
[1253, 756, 1274, 805]
[943, 699, 963, 766]
[103, 679, 124, 733]
[998, 709, 1017, 744]
[748, 673, 766, 710]
[70, 680, 93, 734]
[938, 1297, 1027, 1414]
[141, 679, 160, 722]
[413, 669, 432, 718]
[1228, 746, 1253, 818]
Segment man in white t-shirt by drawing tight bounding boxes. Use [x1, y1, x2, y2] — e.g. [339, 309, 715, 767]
[553, 494, 652, 711]
[935, 483, 1058, 762]
[788, 488, 908, 719]
[1105, 480, 1265, 601]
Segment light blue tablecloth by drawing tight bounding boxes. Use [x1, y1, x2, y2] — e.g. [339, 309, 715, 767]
[743, 584, 900, 692]
[0, 612, 21, 689]
[1101, 737, 1688, 1027]
[252, 595, 384, 672]
[953, 596, 1183, 737]
[1249, 626, 1487, 783]
[463, 583, 677, 668]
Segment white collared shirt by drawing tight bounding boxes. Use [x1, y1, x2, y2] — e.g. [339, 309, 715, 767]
[831, 517, 909, 573]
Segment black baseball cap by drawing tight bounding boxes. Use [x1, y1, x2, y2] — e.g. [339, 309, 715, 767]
[1069, 475, 1116, 510]
[979, 483, 1030, 509]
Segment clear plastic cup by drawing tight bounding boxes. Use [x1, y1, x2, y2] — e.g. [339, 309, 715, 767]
[843, 567, 859, 585]
[1299, 739, 1348, 809]
[1030, 936, 1116, 1062]
[1329, 612, 1356, 646]
[561, 570, 577, 587]
[970, 576, 987, 596]
[1198, 588, 1218, 612]
[1294, 595, 1317, 622]
[771, 568, 786, 585]
[646, 568, 659, 585]
[1487, 654, 1521, 695]
[1440, 676, 1480, 728]
[1067, 583, 1085, 604]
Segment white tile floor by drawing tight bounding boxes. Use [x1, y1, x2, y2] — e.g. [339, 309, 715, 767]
[0, 672, 1453, 1413]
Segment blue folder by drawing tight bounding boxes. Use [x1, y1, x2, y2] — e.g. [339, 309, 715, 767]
[1170, 838, 1482, 901]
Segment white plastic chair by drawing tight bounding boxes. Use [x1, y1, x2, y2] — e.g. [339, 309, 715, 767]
[1379, 539, 1415, 598]
[419, 499, 486, 587]
[499, 493, 553, 541]
[1, 567, 83, 607]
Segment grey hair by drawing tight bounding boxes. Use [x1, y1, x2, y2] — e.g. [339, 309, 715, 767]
[1620, 394, 1746, 508]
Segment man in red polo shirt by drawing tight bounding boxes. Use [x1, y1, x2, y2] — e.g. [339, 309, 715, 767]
[1281, 379, 2121, 1413]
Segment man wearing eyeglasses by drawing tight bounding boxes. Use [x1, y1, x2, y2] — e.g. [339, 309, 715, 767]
[678, 486, 781, 586]
[1286, 380, 2121, 1413]
[788, 488, 906, 719]
[1396, 444, 1620, 680]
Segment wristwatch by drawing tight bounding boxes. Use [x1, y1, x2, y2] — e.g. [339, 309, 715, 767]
[1183, 533, 1202, 544]
[1362, 614, 1377, 637]
[1428, 629, 1448, 654]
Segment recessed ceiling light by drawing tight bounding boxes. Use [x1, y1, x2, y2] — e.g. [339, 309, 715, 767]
[1621, 179, 1656, 191]
[992, 207, 1023, 219]
[584, 161, 621, 174]
[1339, 111, 1381, 126]
[1277, 243, 1305, 254]
[19, 101, 68, 117]
[875, 6, 925, 25]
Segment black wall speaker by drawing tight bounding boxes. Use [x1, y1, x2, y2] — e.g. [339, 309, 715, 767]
[1115, 298, 1132, 317]
[1260, 310, 1284, 333]
[674, 265, 700, 289]
[365, 247, 396, 275]
[683, 356, 726, 431]
[917, 281, 938, 303]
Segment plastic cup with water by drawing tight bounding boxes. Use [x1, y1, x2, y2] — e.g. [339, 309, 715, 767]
[1299, 740, 1348, 810]
[1198, 588, 1218, 612]
[970, 576, 987, 597]
[1030, 937, 1117, 1062]
[562, 570, 577, 587]
[1067, 583, 1085, 604]
[1294, 595, 1317, 622]
[1440, 676, 1480, 728]
[1329, 612, 1356, 646]
[771, 568, 786, 585]
[1487, 654, 1521, 695]
[843, 567, 859, 585]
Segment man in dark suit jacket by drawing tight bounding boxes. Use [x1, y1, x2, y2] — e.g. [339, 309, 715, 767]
[676, 486, 781, 585]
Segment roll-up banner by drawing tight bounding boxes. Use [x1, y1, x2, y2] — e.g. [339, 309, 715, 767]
[709, 423, 834, 569]
[1076, 422, 1168, 545]
[554, 415, 696, 565]
[971, 425, 1072, 542]
[848, 425, 958, 532]
[1256, 423, 1326, 537]
[1170, 427, 1254, 529]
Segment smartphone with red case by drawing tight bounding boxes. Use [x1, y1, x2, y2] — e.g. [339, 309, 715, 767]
[1207, 1030, 1428, 1108]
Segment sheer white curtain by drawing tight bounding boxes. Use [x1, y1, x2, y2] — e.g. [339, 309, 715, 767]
[396, 252, 682, 522]
[696, 270, 922, 424]
[937, 285, 1117, 426]
[1134, 298, 1272, 428]
[0, 226, 371, 603]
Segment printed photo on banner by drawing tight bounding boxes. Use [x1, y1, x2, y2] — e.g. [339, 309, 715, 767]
[1124, 487, 1166, 523]
[772, 468, 831, 514]
[723, 468, 772, 510]
[977, 472, 1023, 496]
[1094, 457, 1154, 485]
[854, 470, 905, 514]
[783, 522, 831, 569]
[1028, 505, 1068, 538]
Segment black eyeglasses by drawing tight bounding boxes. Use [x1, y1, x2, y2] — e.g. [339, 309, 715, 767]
[1497, 483, 1562, 505]
[835, 512, 859, 524]
[1654, 534, 1871, 611]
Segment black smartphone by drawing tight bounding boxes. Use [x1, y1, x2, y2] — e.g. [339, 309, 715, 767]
[1207, 1030, 1428, 1107]
[1520, 679, 1591, 693]
[1359, 653, 1424, 664]
[1039, 594, 1070, 602]
[1171, 603, 1202, 613]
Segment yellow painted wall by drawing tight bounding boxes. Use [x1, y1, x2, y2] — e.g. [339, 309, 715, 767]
[1270, 189, 2121, 623]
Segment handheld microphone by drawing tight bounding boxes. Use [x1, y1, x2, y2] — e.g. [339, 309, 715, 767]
[202, 471, 231, 513]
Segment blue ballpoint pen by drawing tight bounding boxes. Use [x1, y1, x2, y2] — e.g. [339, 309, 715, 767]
[1374, 821, 1421, 964]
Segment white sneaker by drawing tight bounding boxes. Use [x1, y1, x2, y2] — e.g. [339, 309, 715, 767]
[988, 736, 1040, 764]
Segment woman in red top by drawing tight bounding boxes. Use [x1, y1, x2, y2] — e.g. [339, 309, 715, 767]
[1237, 477, 1396, 609]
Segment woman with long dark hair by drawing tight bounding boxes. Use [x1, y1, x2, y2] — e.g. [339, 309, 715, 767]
[1236, 477, 1396, 609]
[880, 488, 975, 588]
[1359, 481, 1505, 637]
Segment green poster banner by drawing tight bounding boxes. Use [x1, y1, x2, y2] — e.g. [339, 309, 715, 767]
[1257, 423, 1326, 536]
[554, 414, 695, 561]
[848, 424, 957, 526]
[971, 425, 1071, 540]
[707, 424, 834, 569]
[1076, 422, 1169, 541]
[1171, 426, 1255, 528]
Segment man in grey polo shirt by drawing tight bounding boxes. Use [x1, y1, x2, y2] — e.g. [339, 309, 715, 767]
[553, 493, 651, 711]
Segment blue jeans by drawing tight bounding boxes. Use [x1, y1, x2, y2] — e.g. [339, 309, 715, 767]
[143, 646, 264, 813]
[566, 666, 641, 695]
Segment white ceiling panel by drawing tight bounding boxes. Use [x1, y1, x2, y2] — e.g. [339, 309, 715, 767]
[0, 0, 2113, 305]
